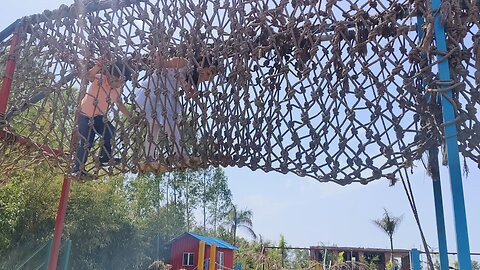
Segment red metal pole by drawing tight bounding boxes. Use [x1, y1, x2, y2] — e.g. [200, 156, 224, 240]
[48, 176, 72, 270]
[0, 130, 64, 157]
[0, 26, 19, 115]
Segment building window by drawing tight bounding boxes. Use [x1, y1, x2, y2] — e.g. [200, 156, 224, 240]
[217, 251, 225, 270]
[183, 252, 194, 266]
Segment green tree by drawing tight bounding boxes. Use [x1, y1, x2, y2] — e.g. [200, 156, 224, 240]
[65, 177, 144, 270]
[234, 235, 284, 270]
[226, 205, 256, 246]
[126, 173, 165, 218]
[164, 170, 202, 231]
[289, 248, 311, 269]
[200, 168, 214, 231]
[279, 234, 288, 268]
[183, 171, 201, 230]
[206, 168, 232, 233]
[126, 172, 188, 261]
[373, 209, 402, 264]
[0, 166, 63, 269]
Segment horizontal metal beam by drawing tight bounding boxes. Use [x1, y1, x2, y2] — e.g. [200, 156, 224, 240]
[0, 19, 20, 43]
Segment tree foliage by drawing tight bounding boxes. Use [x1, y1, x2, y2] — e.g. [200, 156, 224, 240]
[373, 208, 402, 263]
[226, 204, 256, 246]
[0, 166, 237, 269]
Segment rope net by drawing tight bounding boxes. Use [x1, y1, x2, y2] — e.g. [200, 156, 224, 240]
[0, 0, 479, 185]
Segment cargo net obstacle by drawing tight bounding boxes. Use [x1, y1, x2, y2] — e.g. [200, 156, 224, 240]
[0, 0, 479, 185]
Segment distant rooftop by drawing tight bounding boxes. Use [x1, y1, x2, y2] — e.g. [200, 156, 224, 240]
[309, 245, 410, 254]
[181, 232, 239, 251]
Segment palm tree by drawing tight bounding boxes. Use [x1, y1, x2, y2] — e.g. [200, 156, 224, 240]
[227, 205, 256, 246]
[373, 209, 403, 265]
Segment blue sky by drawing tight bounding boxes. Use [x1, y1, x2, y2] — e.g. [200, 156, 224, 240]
[1, 0, 479, 260]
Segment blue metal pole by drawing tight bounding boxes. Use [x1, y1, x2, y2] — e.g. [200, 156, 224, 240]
[430, 148, 450, 270]
[0, 19, 20, 42]
[416, 14, 450, 270]
[410, 248, 421, 270]
[431, 0, 472, 269]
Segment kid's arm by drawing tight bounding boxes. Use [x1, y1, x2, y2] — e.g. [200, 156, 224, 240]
[154, 52, 188, 69]
[86, 58, 105, 82]
[115, 96, 130, 117]
[185, 83, 198, 99]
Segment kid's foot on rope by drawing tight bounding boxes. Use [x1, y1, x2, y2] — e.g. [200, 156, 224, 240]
[99, 157, 121, 167]
[186, 156, 202, 167]
[137, 160, 167, 174]
[170, 155, 202, 170]
[71, 171, 95, 182]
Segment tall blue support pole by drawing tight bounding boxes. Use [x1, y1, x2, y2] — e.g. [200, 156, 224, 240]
[416, 14, 449, 270]
[410, 248, 421, 270]
[430, 148, 450, 270]
[431, 0, 472, 269]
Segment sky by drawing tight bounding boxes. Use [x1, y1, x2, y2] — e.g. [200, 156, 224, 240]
[1, 0, 479, 263]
